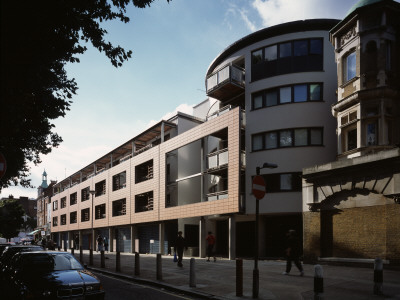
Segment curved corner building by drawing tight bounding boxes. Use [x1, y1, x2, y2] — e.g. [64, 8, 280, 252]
[205, 19, 339, 257]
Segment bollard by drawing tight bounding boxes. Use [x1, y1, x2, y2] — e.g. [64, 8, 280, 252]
[101, 251, 105, 268]
[89, 249, 93, 266]
[116, 251, 121, 272]
[236, 259, 243, 297]
[64, 243, 67, 252]
[80, 249, 83, 264]
[58, 245, 61, 251]
[156, 253, 162, 280]
[71, 248, 75, 255]
[189, 258, 196, 288]
[314, 264, 324, 299]
[373, 258, 383, 295]
[134, 252, 140, 276]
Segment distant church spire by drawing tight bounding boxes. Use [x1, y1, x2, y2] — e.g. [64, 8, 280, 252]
[41, 169, 48, 188]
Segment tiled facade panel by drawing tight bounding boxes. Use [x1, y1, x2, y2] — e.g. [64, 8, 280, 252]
[51, 107, 241, 233]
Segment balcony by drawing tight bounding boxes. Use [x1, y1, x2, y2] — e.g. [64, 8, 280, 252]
[207, 149, 228, 172]
[206, 64, 245, 102]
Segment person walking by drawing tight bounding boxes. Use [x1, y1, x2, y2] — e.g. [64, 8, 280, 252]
[103, 236, 109, 253]
[283, 229, 304, 276]
[206, 231, 216, 262]
[74, 235, 79, 250]
[175, 231, 186, 267]
[97, 235, 104, 252]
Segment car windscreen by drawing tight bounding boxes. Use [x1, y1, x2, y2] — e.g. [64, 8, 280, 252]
[20, 253, 83, 272]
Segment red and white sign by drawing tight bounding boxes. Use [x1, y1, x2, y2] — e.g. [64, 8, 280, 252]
[0, 152, 6, 179]
[252, 175, 266, 199]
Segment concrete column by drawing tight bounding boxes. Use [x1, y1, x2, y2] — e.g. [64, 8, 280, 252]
[109, 227, 113, 252]
[229, 215, 236, 260]
[199, 217, 207, 258]
[130, 225, 135, 253]
[159, 223, 165, 255]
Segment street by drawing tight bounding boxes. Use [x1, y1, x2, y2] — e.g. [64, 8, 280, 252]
[93, 271, 201, 300]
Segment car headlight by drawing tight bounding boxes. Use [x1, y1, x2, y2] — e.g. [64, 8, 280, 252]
[42, 290, 52, 297]
[86, 283, 102, 292]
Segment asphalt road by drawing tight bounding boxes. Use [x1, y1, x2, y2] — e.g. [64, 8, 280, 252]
[93, 271, 201, 300]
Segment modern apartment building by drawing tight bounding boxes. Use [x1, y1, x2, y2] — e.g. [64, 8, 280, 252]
[50, 17, 340, 259]
[303, 0, 400, 264]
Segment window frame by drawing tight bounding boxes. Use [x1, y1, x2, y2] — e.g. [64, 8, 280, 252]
[81, 208, 90, 222]
[70, 211, 77, 224]
[344, 50, 356, 82]
[112, 171, 127, 191]
[112, 198, 126, 217]
[70, 192, 77, 206]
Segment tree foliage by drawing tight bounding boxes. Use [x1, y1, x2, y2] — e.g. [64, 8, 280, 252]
[0, 199, 25, 239]
[0, 0, 168, 190]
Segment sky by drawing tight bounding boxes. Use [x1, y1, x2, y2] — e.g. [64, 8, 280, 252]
[1, 0, 385, 199]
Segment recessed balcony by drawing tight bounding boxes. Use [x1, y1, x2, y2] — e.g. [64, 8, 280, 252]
[206, 64, 245, 102]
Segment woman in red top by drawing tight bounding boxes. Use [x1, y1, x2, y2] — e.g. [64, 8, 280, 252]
[206, 231, 216, 262]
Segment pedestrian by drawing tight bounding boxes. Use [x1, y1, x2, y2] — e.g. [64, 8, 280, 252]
[282, 229, 304, 276]
[97, 234, 104, 252]
[206, 231, 216, 262]
[174, 231, 186, 267]
[103, 236, 109, 252]
[41, 237, 47, 249]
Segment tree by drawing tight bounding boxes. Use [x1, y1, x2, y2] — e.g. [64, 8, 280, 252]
[0, 198, 25, 239]
[0, 0, 169, 190]
[23, 216, 37, 232]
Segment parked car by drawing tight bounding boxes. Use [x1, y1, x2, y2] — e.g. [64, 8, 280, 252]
[0, 245, 44, 282]
[5, 251, 105, 299]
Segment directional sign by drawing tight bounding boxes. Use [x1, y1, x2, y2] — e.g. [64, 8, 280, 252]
[0, 152, 6, 179]
[252, 175, 266, 199]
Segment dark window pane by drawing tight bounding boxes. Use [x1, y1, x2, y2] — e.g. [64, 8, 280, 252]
[310, 39, 323, 54]
[265, 45, 277, 61]
[252, 134, 263, 151]
[294, 129, 308, 146]
[347, 128, 357, 150]
[294, 85, 307, 102]
[252, 49, 263, 64]
[266, 90, 278, 106]
[294, 40, 308, 56]
[309, 84, 322, 101]
[279, 42, 292, 58]
[310, 128, 323, 145]
[253, 94, 263, 109]
[280, 130, 293, 147]
[265, 132, 278, 149]
[279, 87, 291, 103]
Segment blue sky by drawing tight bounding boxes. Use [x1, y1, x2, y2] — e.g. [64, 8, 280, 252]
[1, 0, 385, 199]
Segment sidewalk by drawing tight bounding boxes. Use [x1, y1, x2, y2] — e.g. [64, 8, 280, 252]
[70, 250, 400, 299]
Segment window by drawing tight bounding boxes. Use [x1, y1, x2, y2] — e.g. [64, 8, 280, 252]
[263, 172, 302, 192]
[252, 83, 323, 110]
[345, 51, 356, 82]
[70, 211, 77, 224]
[60, 214, 66, 225]
[70, 192, 77, 206]
[53, 200, 58, 211]
[135, 191, 154, 213]
[60, 197, 66, 209]
[252, 127, 323, 151]
[95, 180, 106, 197]
[81, 187, 90, 202]
[251, 38, 323, 81]
[81, 208, 90, 222]
[366, 122, 377, 145]
[112, 171, 126, 191]
[112, 198, 126, 217]
[52, 216, 58, 227]
[135, 160, 154, 184]
[95, 204, 106, 220]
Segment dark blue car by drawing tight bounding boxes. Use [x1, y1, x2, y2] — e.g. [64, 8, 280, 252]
[5, 251, 105, 299]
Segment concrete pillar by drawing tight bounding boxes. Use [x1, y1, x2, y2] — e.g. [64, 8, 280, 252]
[130, 225, 136, 253]
[199, 217, 207, 258]
[108, 227, 113, 252]
[229, 215, 236, 260]
[159, 223, 165, 255]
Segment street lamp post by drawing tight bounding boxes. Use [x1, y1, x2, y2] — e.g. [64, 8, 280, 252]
[253, 162, 277, 299]
[89, 189, 95, 249]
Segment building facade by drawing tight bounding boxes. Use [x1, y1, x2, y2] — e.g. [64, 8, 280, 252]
[36, 170, 56, 239]
[303, 0, 400, 264]
[50, 18, 340, 259]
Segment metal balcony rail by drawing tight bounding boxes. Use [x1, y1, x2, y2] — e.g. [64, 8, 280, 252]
[207, 148, 228, 169]
[206, 64, 245, 94]
[207, 190, 228, 201]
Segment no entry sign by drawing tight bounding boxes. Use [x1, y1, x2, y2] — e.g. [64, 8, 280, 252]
[252, 175, 266, 199]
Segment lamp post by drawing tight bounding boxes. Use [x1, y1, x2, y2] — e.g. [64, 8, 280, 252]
[253, 162, 277, 299]
[89, 189, 95, 249]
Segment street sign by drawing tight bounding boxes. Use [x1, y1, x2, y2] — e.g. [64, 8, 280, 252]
[0, 152, 6, 179]
[252, 175, 266, 199]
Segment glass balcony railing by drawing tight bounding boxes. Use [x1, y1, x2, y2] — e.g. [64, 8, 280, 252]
[207, 190, 228, 201]
[207, 148, 228, 169]
[206, 64, 245, 101]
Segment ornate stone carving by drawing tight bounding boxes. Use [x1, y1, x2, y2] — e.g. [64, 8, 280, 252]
[341, 26, 357, 46]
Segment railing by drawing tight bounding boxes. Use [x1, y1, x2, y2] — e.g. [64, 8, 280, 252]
[206, 64, 245, 93]
[207, 190, 228, 201]
[207, 148, 228, 169]
[207, 105, 232, 120]
[134, 144, 153, 156]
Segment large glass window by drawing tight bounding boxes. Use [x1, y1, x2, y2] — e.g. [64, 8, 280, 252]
[252, 128, 323, 151]
[279, 42, 292, 58]
[294, 40, 308, 56]
[112, 198, 126, 217]
[81, 208, 90, 222]
[70, 211, 77, 224]
[264, 172, 302, 192]
[252, 83, 322, 110]
[265, 45, 277, 61]
[345, 51, 356, 81]
[252, 49, 263, 64]
[347, 128, 357, 151]
[135, 160, 154, 183]
[310, 38, 323, 54]
[95, 204, 106, 220]
[70, 192, 77, 206]
[112, 171, 126, 191]
[95, 180, 106, 197]
[367, 122, 377, 145]
[81, 187, 90, 202]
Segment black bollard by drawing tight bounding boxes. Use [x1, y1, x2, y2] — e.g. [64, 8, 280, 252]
[189, 258, 196, 287]
[314, 264, 324, 299]
[71, 248, 75, 255]
[100, 251, 105, 268]
[134, 252, 140, 276]
[89, 249, 93, 266]
[80, 248, 83, 263]
[116, 251, 121, 272]
[156, 253, 162, 280]
[236, 259, 243, 297]
[373, 258, 383, 295]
